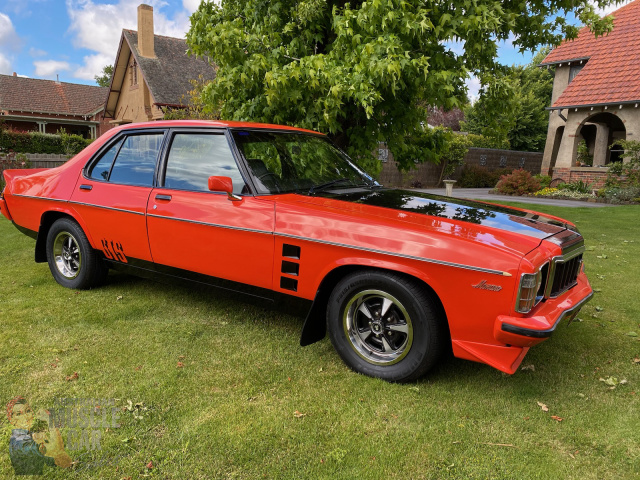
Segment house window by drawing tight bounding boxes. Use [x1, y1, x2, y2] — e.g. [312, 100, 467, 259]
[569, 64, 585, 83]
[130, 60, 138, 86]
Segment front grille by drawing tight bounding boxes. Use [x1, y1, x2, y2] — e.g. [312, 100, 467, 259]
[548, 253, 583, 298]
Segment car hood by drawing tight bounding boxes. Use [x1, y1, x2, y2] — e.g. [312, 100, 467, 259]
[317, 188, 569, 240]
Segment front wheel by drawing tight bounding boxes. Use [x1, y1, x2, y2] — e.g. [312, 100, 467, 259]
[327, 271, 444, 382]
[46, 218, 107, 290]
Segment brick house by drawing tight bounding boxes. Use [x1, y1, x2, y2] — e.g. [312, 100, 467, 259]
[0, 74, 109, 138]
[539, 0, 640, 187]
[104, 4, 216, 125]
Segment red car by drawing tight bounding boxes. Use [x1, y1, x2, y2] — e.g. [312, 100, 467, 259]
[1, 121, 592, 381]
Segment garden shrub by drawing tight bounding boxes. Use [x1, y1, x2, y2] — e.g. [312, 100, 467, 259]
[534, 174, 551, 189]
[558, 180, 592, 194]
[495, 168, 541, 195]
[458, 164, 512, 188]
[601, 186, 640, 204]
[0, 129, 92, 155]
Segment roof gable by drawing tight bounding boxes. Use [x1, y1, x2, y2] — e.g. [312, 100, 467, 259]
[541, 0, 640, 108]
[0, 75, 108, 116]
[123, 30, 216, 106]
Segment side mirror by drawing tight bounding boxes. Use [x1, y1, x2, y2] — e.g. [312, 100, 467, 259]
[208, 176, 242, 201]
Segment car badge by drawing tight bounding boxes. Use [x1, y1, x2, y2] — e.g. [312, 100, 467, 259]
[472, 280, 502, 292]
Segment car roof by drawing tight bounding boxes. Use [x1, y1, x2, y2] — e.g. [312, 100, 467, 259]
[113, 120, 323, 135]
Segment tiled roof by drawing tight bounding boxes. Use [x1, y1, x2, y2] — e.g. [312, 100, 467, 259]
[123, 30, 216, 106]
[0, 74, 108, 115]
[540, 0, 640, 108]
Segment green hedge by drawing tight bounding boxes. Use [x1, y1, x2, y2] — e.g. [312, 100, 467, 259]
[0, 129, 92, 155]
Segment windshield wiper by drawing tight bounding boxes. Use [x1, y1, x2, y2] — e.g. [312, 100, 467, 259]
[308, 178, 353, 195]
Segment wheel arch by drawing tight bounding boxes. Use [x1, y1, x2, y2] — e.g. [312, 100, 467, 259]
[35, 210, 92, 263]
[300, 264, 449, 347]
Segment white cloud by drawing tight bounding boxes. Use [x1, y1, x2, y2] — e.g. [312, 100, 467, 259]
[34, 60, 71, 77]
[183, 0, 203, 13]
[65, 0, 193, 80]
[465, 75, 481, 104]
[0, 13, 21, 74]
[0, 53, 11, 74]
[29, 47, 47, 57]
[73, 53, 113, 80]
[591, 0, 634, 16]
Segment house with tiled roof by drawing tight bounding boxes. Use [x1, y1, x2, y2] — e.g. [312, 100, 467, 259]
[105, 4, 216, 125]
[0, 74, 109, 138]
[539, 0, 640, 185]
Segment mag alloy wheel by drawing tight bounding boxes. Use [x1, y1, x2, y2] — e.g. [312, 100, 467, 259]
[343, 289, 413, 365]
[52, 231, 82, 279]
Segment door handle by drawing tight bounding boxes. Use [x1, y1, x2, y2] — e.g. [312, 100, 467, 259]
[79, 185, 93, 191]
[155, 194, 172, 201]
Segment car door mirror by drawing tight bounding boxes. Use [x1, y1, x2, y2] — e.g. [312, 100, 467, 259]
[208, 176, 242, 201]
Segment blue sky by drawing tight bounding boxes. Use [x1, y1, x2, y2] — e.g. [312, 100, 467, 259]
[0, 0, 633, 99]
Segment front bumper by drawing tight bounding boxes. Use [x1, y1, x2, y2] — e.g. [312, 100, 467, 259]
[494, 272, 593, 348]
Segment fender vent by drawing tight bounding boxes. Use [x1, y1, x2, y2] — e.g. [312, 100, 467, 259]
[280, 244, 301, 291]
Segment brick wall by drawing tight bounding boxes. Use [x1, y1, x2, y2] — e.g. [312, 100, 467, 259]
[552, 167, 609, 189]
[379, 147, 543, 188]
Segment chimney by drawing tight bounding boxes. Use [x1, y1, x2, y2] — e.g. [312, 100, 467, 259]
[137, 4, 155, 58]
[13, 72, 16, 77]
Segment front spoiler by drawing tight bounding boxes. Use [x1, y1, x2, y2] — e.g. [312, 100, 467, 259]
[501, 291, 593, 339]
[494, 274, 593, 349]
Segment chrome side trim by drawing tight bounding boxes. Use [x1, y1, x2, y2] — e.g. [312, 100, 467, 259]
[69, 201, 145, 216]
[276, 233, 512, 277]
[146, 213, 273, 235]
[13, 194, 67, 203]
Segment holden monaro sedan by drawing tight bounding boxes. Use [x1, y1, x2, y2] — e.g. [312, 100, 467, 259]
[0, 121, 592, 381]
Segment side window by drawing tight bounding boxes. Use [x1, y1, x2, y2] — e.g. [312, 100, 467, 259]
[88, 138, 124, 181]
[108, 134, 164, 186]
[164, 133, 246, 194]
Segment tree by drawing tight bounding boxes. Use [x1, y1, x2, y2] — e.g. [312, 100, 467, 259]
[462, 48, 554, 152]
[187, 0, 615, 172]
[94, 65, 114, 88]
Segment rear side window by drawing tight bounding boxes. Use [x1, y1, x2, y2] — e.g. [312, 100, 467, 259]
[163, 133, 246, 194]
[88, 133, 164, 186]
[89, 138, 123, 181]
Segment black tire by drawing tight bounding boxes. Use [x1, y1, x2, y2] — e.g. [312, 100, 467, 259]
[327, 271, 444, 382]
[45, 218, 108, 290]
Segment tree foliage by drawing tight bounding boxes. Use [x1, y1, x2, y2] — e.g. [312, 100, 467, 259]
[187, 0, 615, 171]
[462, 48, 554, 152]
[94, 65, 114, 88]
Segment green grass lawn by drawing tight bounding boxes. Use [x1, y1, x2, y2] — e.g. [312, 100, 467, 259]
[1, 203, 639, 479]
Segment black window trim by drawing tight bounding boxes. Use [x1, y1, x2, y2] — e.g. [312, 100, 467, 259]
[83, 128, 170, 187]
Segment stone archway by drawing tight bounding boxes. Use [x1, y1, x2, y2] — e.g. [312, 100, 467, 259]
[577, 112, 626, 166]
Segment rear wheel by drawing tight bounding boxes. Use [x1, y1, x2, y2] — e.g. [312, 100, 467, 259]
[46, 218, 107, 290]
[327, 271, 444, 382]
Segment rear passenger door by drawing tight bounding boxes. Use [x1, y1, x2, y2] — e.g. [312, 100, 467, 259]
[145, 129, 275, 293]
[71, 131, 166, 265]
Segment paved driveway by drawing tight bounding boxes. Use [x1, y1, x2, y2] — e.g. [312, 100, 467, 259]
[415, 188, 618, 208]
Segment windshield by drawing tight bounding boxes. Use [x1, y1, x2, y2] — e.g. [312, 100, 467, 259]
[231, 130, 378, 194]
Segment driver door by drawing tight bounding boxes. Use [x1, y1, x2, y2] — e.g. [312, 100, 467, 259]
[145, 130, 275, 293]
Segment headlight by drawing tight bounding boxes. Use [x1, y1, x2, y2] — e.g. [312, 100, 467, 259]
[516, 271, 542, 314]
